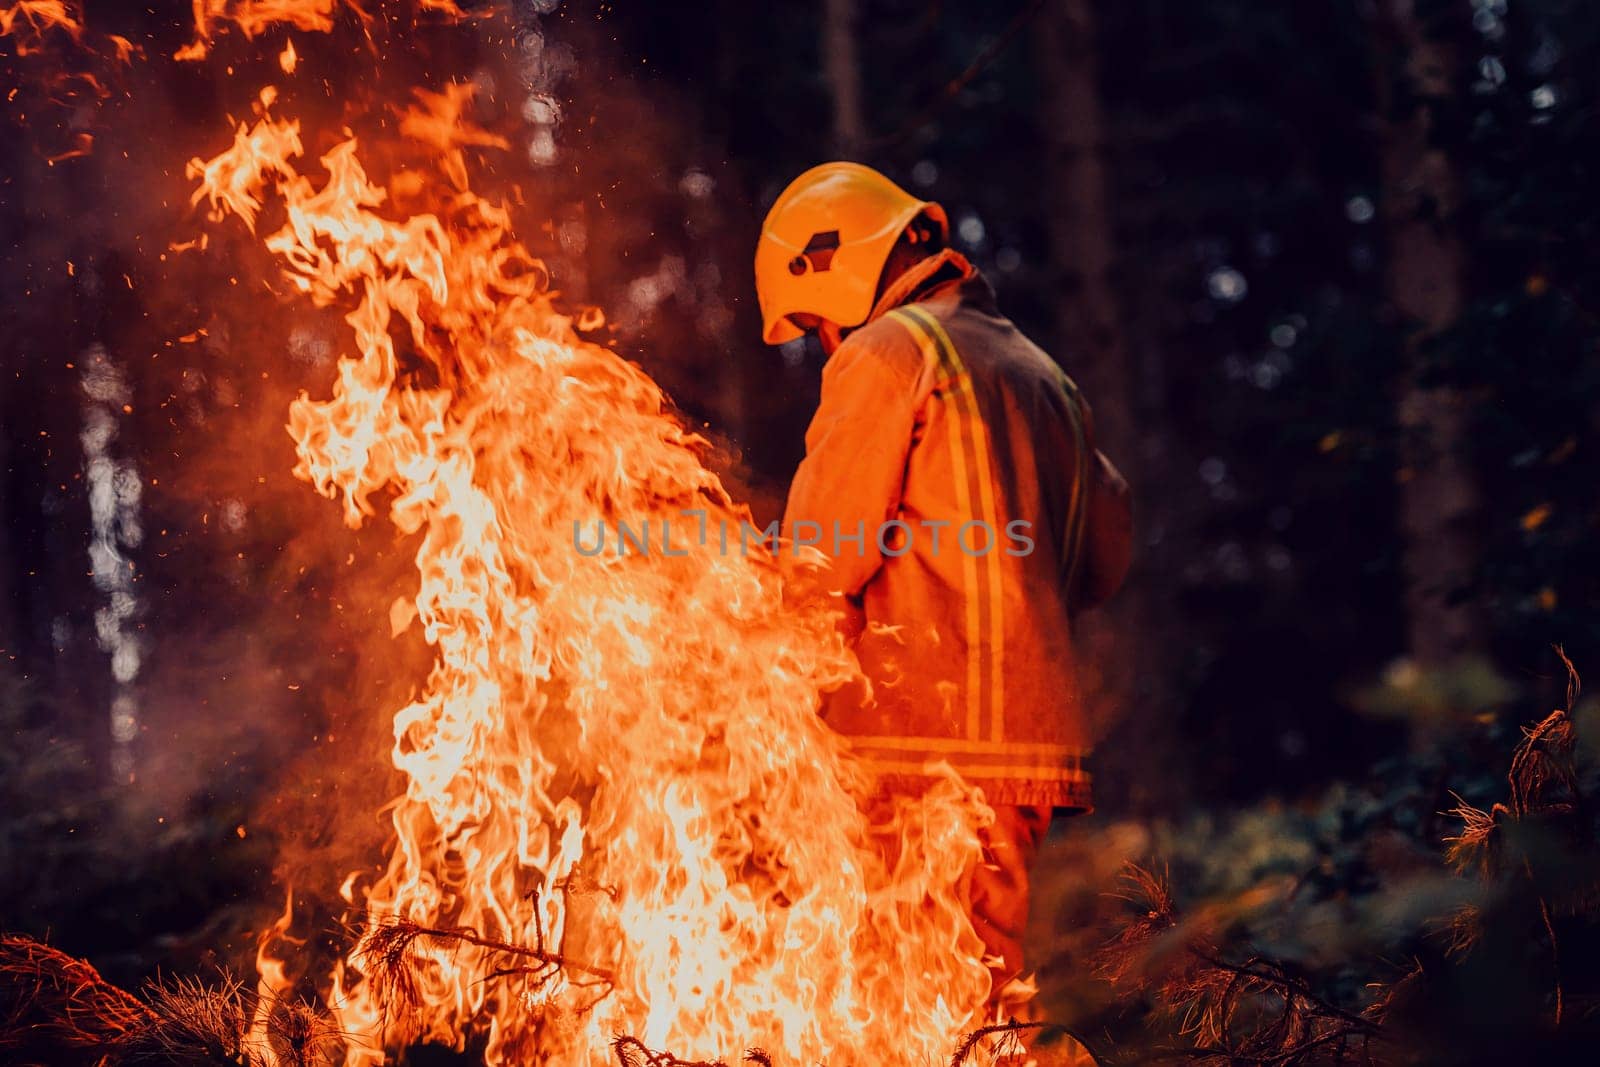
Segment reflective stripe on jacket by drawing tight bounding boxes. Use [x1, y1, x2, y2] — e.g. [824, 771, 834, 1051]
[784, 249, 1132, 810]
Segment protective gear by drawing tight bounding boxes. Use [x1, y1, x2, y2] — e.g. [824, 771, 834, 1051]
[967, 804, 1053, 1020]
[782, 248, 1132, 809]
[755, 161, 949, 345]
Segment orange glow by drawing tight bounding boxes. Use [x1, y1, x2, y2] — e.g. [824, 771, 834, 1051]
[0, 1, 83, 56]
[1, 2, 138, 131]
[105, 32, 134, 63]
[44, 130, 92, 162]
[189, 86, 998, 1064]
[178, 0, 351, 60]
[175, 0, 461, 61]
[246, 887, 299, 1060]
[278, 36, 296, 73]
[193, 0, 338, 41]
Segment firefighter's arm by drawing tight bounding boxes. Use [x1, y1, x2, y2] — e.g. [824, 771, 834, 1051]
[1075, 401, 1133, 610]
[783, 329, 923, 599]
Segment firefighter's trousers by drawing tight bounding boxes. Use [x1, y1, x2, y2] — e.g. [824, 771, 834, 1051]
[966, 803, 1054, 1019]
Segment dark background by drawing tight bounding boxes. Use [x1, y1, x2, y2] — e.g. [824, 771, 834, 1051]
[3, 0, 1600, 1061]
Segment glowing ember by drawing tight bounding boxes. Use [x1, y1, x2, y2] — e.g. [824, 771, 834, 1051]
[186, 56, 995, 1067]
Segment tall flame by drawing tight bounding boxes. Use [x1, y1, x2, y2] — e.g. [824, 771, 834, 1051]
[180, 44, 995, 1067]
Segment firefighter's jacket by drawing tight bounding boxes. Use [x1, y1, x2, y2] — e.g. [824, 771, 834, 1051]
[784, 249, 1132, 810]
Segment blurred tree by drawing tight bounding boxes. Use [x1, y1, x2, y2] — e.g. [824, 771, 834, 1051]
[1371, 0, 1486, 669]
[1449, 0, 1600, 678]
[0, 146, 113, 778]
[1083, 0, 1411, 805]
[1032, 0, 1146, 771]
[824, 0, 866, 154]
[1, 385, 13, 660]
[1035, 0, 1132, 464]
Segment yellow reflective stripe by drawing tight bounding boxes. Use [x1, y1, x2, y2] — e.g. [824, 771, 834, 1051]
[902, 306, 1008, 743]
[886, 308, 981, 740]
[888, 305, 1005, 743]
[861, 758, 1091, 783]
[847, 735, 1088, 756]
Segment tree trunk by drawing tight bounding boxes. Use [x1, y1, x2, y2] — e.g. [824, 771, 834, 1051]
[1036, 0, 1134, 466]
[1034, 0, 1151, 790]
[1374, 0, 1483, 667]
[0, 397, 13, 665]
[823, 0, 865, 155]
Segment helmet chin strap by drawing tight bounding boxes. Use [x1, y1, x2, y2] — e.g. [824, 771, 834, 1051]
[786, 313, 849, 357]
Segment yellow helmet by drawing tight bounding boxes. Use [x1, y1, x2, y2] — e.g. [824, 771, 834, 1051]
[755, 161, 948, 344]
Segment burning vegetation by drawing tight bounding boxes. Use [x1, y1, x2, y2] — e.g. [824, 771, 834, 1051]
[8, 649, 1600, 1064]
[7, 2, 1000, 1064]
[184, 61, 998, 1067]
[7, 3, 1600, 1067]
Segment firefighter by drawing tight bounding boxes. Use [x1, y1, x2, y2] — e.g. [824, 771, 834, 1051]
[755, 162, 1133, 1021]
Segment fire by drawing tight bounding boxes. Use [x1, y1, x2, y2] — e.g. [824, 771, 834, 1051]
[178, 0, 338, 60]
[190, 93, 996, 1061]
[176, 0, 464, 60]
[12, 2, 1004, 1062]
[1, 4, 133, 169]
[248, 888, 299, 1060]
[0, 0, 82, 56]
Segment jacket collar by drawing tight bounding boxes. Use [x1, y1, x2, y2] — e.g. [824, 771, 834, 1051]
[862, 248, 993, 327]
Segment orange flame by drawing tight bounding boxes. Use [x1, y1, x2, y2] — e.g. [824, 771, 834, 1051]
[1, 1, 135, 159]
[0, 0, 136, 62]
[189, 54, 993, 1067]
[192, 0, 338, 41]
[245, 886, 300, 1060]
[0, 0, 83, 56]
[175, 0, 463, 61]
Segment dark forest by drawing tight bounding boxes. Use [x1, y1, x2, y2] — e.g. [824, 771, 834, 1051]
[4, 1, 1600, 1064]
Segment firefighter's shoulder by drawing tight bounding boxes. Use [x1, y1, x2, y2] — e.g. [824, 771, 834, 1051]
[830, 309, 937, 393]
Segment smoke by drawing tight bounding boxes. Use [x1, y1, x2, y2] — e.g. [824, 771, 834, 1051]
[1, 0, 814, 988]
[0, 3, 449, 966]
